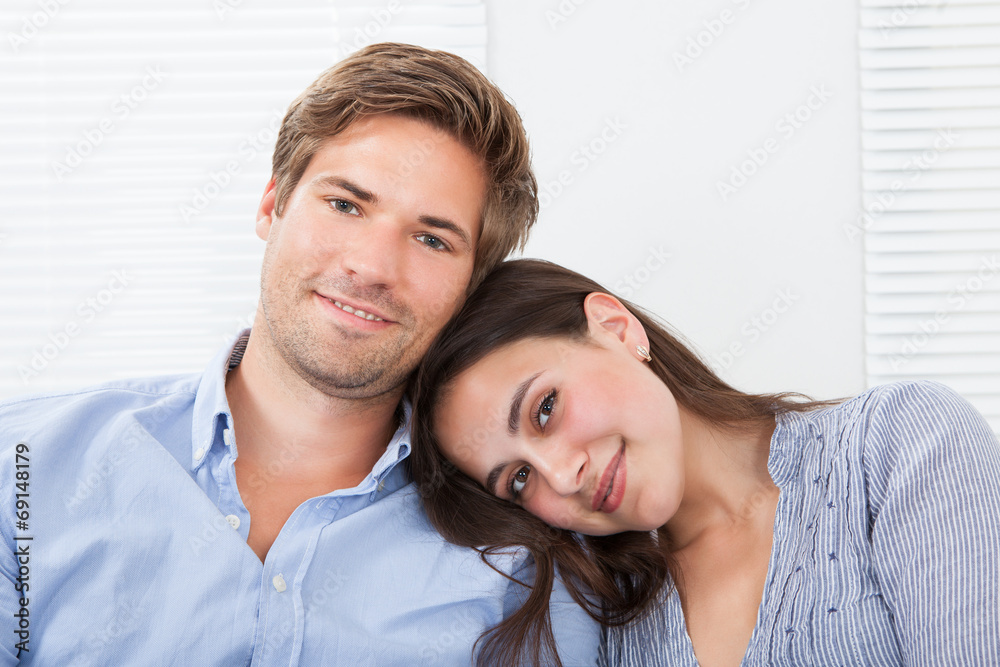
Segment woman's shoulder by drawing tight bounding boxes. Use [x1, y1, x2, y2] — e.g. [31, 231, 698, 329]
[855, 378, 972, 412]
[846, 380, 991, 445]
[771, 380, 996, 484]
[779, 379, 986, 437]
[803, 381, 998, 496]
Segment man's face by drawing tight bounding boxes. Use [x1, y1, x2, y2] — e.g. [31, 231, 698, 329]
[255, 114, 487, 399]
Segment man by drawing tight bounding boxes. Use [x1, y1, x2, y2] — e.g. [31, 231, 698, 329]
[0, 43, 599, 665]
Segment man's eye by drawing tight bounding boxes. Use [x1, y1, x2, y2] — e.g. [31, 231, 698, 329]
[416, 234, 449, 251]
[328, 199, 359, 216]
[509, 465, 531, 498]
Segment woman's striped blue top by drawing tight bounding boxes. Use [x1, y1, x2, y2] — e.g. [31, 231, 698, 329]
[599, 381, 1000, 666]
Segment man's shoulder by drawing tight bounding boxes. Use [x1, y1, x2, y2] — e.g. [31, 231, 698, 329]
[1, 372, 199, 412]
[0, 373, 201, 449]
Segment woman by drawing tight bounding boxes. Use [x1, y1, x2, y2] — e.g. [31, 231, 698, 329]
[409, 259, 1000, 667]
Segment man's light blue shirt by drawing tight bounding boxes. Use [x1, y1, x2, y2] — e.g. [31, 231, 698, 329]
[0, 332, 599, 665]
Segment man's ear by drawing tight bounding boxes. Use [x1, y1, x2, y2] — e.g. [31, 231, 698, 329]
[256, 178, 278, 241]
[583, 292, 645, 347]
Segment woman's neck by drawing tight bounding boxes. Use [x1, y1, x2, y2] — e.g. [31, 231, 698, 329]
[665, 410, 777, 551]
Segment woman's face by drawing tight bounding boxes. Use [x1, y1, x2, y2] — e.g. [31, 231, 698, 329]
[433, 319, 687, 536]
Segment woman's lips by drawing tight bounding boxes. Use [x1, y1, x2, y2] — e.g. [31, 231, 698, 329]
[593, 443, 626, 513]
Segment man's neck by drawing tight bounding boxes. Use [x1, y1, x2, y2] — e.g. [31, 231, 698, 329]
[225, 330, 405, 562]
[224, 330, 404, 494]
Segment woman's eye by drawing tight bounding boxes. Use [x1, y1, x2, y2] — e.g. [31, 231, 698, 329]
[535, 390, 557, 430]
[416, 234, 448, 251]
[510, 465, 531, 498]
[329, 199, 359, 216]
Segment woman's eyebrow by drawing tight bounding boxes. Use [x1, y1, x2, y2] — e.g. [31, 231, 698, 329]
[508, 372, 542, 435]
[486, 463, 507, 496]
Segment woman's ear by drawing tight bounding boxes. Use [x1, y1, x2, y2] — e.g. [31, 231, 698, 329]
[583, 292, 647, 348]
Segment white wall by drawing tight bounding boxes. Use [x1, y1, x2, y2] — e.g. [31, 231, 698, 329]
[486, 0, 865, 401]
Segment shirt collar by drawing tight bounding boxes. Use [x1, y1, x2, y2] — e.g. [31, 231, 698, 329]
[189, 329, 414, 480]
[190, 329, 248, 469]
[767, 408, 837, 487]
[371, 399, 413, 482]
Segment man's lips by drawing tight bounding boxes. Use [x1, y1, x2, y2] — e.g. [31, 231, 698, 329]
[316, 292, 393, 324]
[593, 443, 626, 513]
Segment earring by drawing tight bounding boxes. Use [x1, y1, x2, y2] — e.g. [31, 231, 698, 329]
[636, 345, 652, 362]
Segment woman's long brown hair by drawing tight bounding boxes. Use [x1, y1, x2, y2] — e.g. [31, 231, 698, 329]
[409, 259, 833, 666]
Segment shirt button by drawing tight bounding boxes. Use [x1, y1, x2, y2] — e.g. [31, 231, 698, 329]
[223, 428, 235, 448]
[377, 480, 385, 492]
[272, 574, 287, 593]
[225, 514, 240, 529]
[194, 447, 206, 461]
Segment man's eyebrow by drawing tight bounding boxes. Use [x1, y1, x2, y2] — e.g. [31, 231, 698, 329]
[508, 372, 541, 436]
[309, 175, 379, 204]
[419, 214, 473, 252]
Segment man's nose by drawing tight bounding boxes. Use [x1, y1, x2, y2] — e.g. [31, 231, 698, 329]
[338, 217, 403, 288]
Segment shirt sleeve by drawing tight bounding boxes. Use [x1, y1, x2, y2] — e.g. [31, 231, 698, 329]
[503, 554, 601, 667]
[863, 381, 1000, 666]
[596, 625, 610, 667]
[548, 566, 601, 667]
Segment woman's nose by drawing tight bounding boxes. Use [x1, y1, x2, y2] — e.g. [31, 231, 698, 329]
[533, 444, 587, 498]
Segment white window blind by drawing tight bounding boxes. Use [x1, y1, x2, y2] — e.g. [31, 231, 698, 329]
[859, 0, 1000, 434]
[0, 0, 486, 399]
